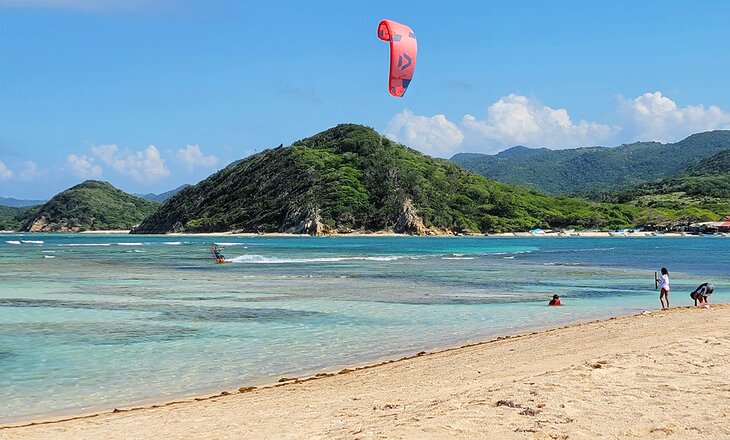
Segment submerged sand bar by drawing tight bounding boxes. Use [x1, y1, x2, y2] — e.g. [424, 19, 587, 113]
[3, 306, 729, 439]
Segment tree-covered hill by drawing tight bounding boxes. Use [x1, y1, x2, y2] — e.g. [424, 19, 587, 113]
[19, 180, 160, 232]
[587, 149, 730, 224]
[133, 124, 639, 235]
[0, 205, 31, 230]
[451, 130, 730, 195]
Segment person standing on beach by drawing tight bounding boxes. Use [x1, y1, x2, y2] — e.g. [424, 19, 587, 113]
[656, 267, 670, 309]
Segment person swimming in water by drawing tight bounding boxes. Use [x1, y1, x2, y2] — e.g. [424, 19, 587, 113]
[211, 244, 225, 263]
[548, 294, 561, 306]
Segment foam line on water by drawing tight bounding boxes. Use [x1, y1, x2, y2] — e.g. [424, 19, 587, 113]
[228, 254, 401, 264]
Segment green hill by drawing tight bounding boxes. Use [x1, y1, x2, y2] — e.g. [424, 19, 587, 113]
[133, 124, 639, 235]
[451, 130, 730, 195]
[19, 181, 160, 232]
[588, 150, 730, 224]
[0, 205, 32, 230]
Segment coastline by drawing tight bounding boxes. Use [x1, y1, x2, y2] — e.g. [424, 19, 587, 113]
[3, 305, 729, 439]
[69, 230, 719, 237]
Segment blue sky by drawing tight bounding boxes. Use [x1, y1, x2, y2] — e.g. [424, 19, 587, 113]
[2, 0, 730, 199]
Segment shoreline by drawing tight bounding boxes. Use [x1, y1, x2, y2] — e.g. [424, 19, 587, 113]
[4, 305, 729, 438]
[6, 230, 722, 238]
[0, 309, 627, 427]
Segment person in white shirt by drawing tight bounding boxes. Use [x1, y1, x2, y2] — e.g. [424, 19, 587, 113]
[656, 267, 670, 309]
[690, 282, 714, 307]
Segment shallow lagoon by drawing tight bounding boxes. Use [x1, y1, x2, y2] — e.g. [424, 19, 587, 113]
[1, 234, 728, 423]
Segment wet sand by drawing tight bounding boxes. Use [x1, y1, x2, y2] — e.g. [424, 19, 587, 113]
[3, 305, 729, 439]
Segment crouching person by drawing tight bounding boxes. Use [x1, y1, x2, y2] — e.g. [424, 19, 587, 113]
[690, 283, 714, 308]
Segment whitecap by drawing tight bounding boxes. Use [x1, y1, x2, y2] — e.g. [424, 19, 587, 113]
[116, 243, 143, 246]
[5, 240, 21, 245]
[43, 255, 56, 259]
[228, 254, 401, 264]
[21, 240, 44, 244]
[164, 242, 183, 245]
[62, 243, 112, 247]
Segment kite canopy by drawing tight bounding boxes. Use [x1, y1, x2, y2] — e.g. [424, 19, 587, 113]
[377, 19, 417, 97]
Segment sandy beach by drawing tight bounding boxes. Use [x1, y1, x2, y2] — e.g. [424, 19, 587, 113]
[3, 305, 728, 439]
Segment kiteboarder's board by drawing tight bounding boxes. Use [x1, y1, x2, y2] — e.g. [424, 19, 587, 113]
[216, 259, 228, 264]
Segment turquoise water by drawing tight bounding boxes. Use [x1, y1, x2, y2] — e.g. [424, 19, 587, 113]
[1, 234, 728, 423]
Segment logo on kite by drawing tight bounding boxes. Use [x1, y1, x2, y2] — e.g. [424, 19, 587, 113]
[377, 19, 417, 97]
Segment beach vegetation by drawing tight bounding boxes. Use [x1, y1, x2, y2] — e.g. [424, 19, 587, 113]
[588, 149, 730, 223]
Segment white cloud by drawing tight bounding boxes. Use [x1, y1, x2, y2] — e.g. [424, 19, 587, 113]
[385, 110, 465, 157]
[0, 161, 12, 180]
[621, 91, 730, 142]
[66, 154, 102, 178]
[91, 144, 169, 182]
[385, 95, 617, 156]
[19, 161, 40, 181]
[385, 91, 730, 157]
[461, 94, 618, 151]
[176, 145, 219, 172]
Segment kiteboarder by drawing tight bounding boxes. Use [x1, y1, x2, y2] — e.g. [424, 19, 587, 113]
[690, 282, 714, 307]
[211, 244, 225, 263]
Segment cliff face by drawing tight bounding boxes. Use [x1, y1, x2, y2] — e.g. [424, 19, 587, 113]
[19, 181, 159, 232]
[132, 124, 638, 235]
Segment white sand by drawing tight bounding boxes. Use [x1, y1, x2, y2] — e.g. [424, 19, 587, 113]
[3, 305, 729, 439]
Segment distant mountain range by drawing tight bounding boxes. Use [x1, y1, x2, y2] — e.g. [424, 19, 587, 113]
[18, 181, 160, 232]
[0, 196, 46, 207]
[132, 124, 637, 234]
[136, 185, 190, 202]
[451, 130, 730, 195]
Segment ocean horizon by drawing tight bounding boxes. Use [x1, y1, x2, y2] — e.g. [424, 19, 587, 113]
[1, 234, 728, 424]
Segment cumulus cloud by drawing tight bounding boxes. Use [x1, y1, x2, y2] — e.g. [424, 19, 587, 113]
[175, 144, 219, 172]
[0, 161, 12, 180]
[91, 144, 169, 182]
[620, 91, 730, 142]
[386, 95, 617, 157]
[19, 161, 40, 181]
[462, 94, 618, 149]
[66, 154, 102, 178]
[385, 91, 730, 157]
[385, 110, 465, 157]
